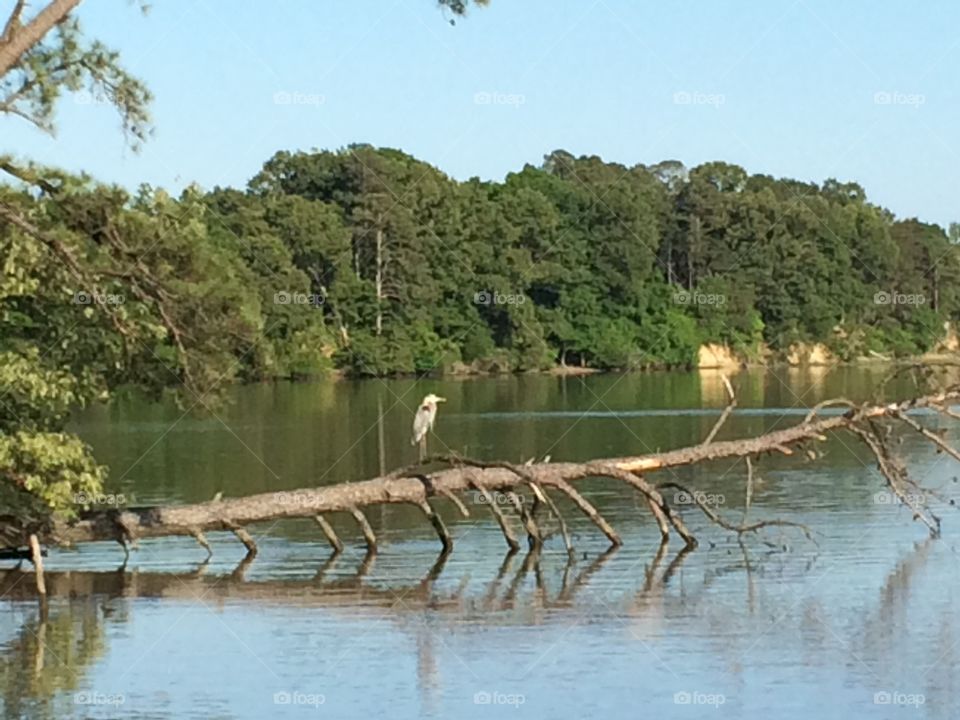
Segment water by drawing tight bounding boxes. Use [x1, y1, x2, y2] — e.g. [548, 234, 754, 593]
[2, 366, 960, 719]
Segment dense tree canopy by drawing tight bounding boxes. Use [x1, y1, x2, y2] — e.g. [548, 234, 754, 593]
[5, 145, 960, 389]
[200, 145, 960, 375]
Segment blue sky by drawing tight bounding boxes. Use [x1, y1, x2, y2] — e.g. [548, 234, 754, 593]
[5, 0, 959, 226]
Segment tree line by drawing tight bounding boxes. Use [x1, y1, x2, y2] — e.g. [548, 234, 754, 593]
[6, 146, 960, 397]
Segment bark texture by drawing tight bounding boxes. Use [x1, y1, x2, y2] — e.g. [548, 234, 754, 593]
[35, 389, 960, 559]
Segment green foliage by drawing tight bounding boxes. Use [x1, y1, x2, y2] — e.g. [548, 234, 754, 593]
[638, 305, 702, 368]
[1, 0, 508, 546]
[437, 0, 490, 21]
[0, 16, 152, 145]
[0, 431, 105, 522]
[0, 350, 85, 432]
[5, 146, 960, 544]
[1, 177, 261, 542]
[586, 318, 640, 369]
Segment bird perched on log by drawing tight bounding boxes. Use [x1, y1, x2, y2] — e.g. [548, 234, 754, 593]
[412, 394, 446, 460]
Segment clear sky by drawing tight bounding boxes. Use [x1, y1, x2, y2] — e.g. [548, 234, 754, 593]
[5, 0, 959, 226]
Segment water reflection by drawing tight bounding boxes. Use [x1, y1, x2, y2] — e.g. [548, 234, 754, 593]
[5, 367, 960, 718]
[0, 597, 110, 719]
[1, 537, 958, 718]
[0, 543, 629, 614]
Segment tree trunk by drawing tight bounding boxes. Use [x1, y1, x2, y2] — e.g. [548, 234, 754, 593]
[29, 533, 45, 595]
[374, 220, 384, 337]
[35, 390, 959, 558]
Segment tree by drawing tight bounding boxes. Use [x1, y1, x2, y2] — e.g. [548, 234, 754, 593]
[0, 2, 249, 552]
[0, 0, 150, 143]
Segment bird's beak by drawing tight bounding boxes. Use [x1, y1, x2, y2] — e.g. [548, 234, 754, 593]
[437, 397, 447, 403]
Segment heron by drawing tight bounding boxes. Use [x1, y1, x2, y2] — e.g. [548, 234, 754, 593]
[411, 394, 446, 460]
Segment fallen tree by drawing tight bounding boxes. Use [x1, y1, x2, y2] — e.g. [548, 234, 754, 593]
[4, 383, 950, 593]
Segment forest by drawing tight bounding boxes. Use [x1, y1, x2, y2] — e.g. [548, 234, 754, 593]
[5, 147, 959, 389]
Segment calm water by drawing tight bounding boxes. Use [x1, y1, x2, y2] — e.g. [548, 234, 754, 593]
[2, 367, 960, 719]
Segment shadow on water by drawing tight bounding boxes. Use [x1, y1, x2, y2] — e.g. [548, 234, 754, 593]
[0, 543, 636, 717]
[0, 542, 656, 612]
[2, 537, 957, 718]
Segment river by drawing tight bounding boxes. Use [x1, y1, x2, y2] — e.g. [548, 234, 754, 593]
[1, 367, 958, 719]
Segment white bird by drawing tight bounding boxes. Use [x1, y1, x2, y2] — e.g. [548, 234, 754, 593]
[412, 394, 446, 460]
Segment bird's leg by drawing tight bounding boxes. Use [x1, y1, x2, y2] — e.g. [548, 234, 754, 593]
[419, 435, 427, 462]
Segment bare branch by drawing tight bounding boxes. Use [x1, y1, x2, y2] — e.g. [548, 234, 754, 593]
[804, 398, 857, 424]
[189, 529, 213, 558]
[438, 487, 470, 517]
[530, 483, 573, 555]
[658, 481, 814, 541]
[314, 515, 343, 554]
[703, 374, 736, 445]
[415, 500, 451, 552]
[552, 479, 622, 548]
[470, 481, 520, 551]
[848, 425, 941, 537]
[506, 490, 542, 549]
[349, 507, 377, 551]
[224, 523, 257, 557]
[894, 410, 960, 466]
[28, 533, 45, 596]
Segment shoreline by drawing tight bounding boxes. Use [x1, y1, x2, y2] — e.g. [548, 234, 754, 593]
[271, 351, 958, 384]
